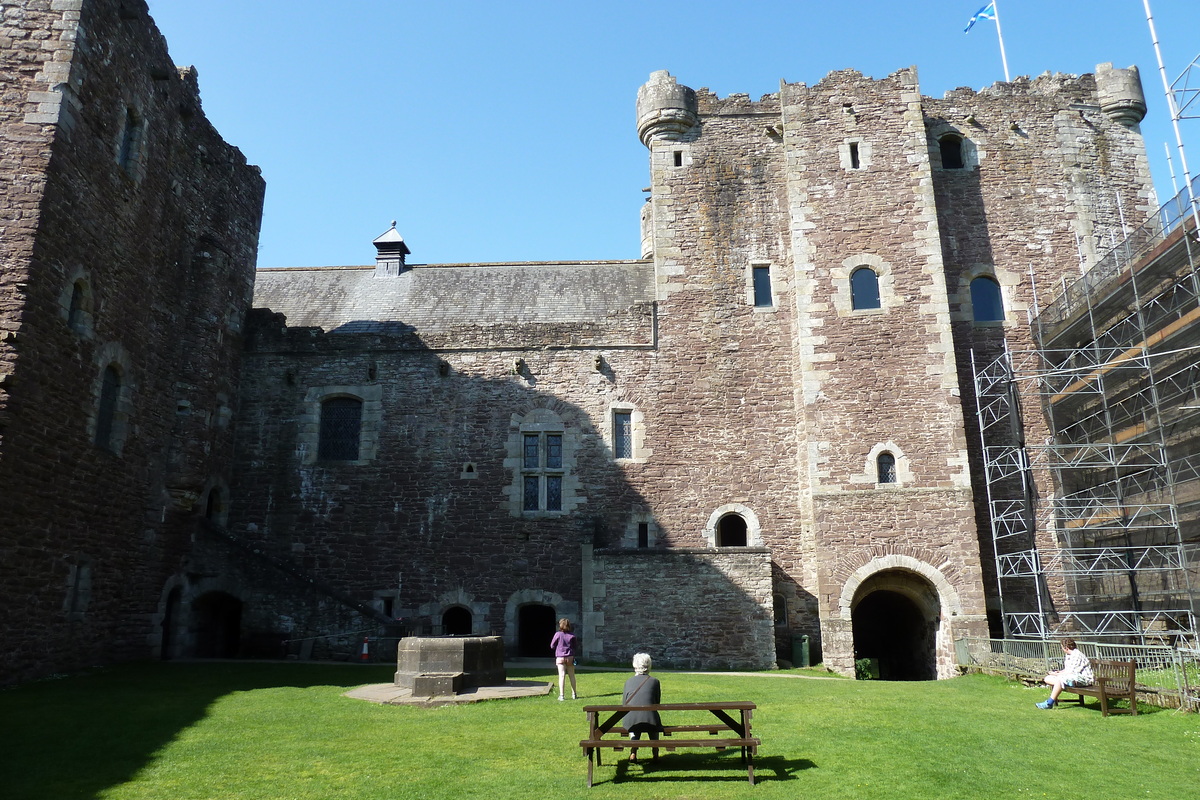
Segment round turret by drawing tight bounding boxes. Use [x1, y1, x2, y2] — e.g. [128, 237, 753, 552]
[636, 70, 698, 147]
[1095, 63, 1147, 127]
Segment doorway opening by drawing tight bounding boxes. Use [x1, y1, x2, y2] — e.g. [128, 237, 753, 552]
[716, 514, 747, 546]
[851, 575, 938, 680]
[192, 591, 242, 658]
[442, 606, 473, 636]
[517, 603, 557, 657]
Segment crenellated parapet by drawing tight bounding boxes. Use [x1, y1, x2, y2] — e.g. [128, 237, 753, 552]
[636, 70, 698, 146]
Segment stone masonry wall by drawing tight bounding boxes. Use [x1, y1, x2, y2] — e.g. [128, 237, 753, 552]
[587, 546, 775, 670]
[0, 0, 264, 684]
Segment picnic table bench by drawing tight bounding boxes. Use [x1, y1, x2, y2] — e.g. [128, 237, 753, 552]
[1059, 659, 1139, 716]
[580, 701, 759, 787]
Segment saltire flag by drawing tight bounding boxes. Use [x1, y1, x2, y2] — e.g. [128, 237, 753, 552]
[964, 2, 996, 33]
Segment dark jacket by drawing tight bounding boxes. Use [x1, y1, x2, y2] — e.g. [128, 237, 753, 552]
[621, 674, 662, 731]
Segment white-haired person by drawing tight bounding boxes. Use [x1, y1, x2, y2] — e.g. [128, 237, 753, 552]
[621, 652, 663, 762]
[1036, 638, 1094, 709]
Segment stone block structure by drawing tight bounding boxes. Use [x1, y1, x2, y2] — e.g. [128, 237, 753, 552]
[1, 0, 1172, 685]
[0, 0, 264, 683]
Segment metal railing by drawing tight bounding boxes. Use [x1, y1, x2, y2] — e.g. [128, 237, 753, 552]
[955, 637, 1198, 710]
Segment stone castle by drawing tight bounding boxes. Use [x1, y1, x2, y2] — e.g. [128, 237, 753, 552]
[1, 0, 1171, 684]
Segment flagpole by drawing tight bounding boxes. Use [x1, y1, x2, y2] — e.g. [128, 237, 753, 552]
[992, 0, 1011, 82]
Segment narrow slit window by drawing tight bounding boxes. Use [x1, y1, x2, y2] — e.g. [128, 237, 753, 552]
[849, 142, 861, 169]
[637, 522, 649, 548]
[613, 411, 633, 459]
[673, 150, 683, 167]
[752, 265, 773, 307]
[95, 365, 121, 451]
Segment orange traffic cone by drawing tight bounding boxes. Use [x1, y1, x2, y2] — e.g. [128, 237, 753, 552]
[360, 636, 370, 662]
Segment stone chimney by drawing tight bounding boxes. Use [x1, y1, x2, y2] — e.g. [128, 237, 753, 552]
[373, 221, 411, 277]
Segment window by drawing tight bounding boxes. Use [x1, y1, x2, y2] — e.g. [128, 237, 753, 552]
[673, 150, 683, 167]
[637, 522, 649, 548]
[970, 276, 1005, 322]
[95, 365, 121, 451]
[318, 397, 363, 461]
[68, 282, 86, 330]
[939, 134, 965, 169]
[849, 142, 861, 169]
[877, 452, 897, 484]
[613, 411, 633, 459]
[851, 267, 881, 310]
[752, 265, 773, 307]
[117, 107, 144, 175]
[523, 431, 564, 511]
[716, 514, 748, 547]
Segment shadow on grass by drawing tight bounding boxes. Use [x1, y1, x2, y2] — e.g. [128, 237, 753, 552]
[0, 661, 395, 800]
[597, 750, 816, 786]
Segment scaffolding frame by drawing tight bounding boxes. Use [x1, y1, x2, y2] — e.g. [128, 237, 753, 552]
[972, 176, 1200, 644]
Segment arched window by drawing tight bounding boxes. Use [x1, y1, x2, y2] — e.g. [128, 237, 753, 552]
[95, 365, 121, 451]
[939, 134, 965, 169]
[716, 514, 748, 547]
[117, 107, 144, 174]
[851, 267, 881, 310]
[877, 452, 897, 484]
[318, 396, 363, 461]
[970, 276, 1004, 322]
[68, 281, 86, 330]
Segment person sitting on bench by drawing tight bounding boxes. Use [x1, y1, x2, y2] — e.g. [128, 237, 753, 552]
[1036, 638, 1094, 709]
[622, 653, 663, 762]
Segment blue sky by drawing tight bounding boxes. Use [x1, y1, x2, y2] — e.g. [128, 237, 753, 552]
[145, 1, 1198, 268]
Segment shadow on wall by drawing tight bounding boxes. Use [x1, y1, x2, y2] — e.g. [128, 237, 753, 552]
[164, 310, 803, 672]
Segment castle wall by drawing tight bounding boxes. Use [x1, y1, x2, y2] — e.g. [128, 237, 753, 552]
[926, 68, 1156, 626]
[0, 0, 263, 684]
[586, 546, 775, 670]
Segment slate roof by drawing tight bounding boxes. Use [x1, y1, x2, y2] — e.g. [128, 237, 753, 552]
[252, 260, 655, 336]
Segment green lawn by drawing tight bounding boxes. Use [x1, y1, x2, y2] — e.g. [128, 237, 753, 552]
[1, 662, 1196, 800]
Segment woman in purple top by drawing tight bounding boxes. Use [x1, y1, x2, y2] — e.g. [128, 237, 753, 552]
[550, 617, 579, 701]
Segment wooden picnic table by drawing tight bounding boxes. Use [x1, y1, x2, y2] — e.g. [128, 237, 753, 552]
[580, 701, 759, 787]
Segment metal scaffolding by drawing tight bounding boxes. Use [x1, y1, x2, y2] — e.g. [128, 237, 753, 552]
[972, 176, 1200, 644]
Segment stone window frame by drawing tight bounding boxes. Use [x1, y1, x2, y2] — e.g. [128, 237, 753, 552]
[504, 407, 584, 517]
[840, 137, 872, 171]
[850, 442, 914, 488]
[831, 254, 897, 317]
[930, 125, 982, 171]
[746, 260, 777, 311]
[299, 384, 383, 466]
[622, 511, 659, 548]
[606, 401, 648, 463]
[115, 101, 148, 182]
[58, 268, 95, 338]
[951, 264, 1013, 327]
[703, 503, 763, 548]
[87, 342, 134, 456]
[63, 556, 93, 619]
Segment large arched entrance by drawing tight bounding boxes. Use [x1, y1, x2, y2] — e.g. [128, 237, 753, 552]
[850, 572, 938, 681]
[192, 591, 243, 658]
[517, 603, 557, 657]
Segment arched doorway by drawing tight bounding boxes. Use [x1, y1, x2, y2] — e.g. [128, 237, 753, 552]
[517, 603, 556, 657]
[192, 591, 243, 658]
[716, 514, 747, 546]
[442, 606, 472, 636]
[851, 574, 938, 681]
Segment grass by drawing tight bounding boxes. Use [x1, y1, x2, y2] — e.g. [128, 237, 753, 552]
[1, 662, 1197, 800]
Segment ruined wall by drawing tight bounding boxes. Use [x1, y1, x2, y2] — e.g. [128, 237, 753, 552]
[0, 0, 264, 684]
